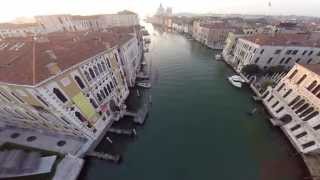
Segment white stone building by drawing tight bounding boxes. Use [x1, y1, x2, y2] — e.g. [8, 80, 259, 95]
[0, 31, 133, 142]
[262, 63, 320, 154]
[230, 33, 320, 71]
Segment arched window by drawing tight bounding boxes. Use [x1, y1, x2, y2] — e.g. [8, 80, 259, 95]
[288, 70, 298, 79]
[106, 58, 111, 68]
[267, 95, 274, 102]
[84, 71, 91, 81]
[101, 62, 107, 71]
[262, 91, 270, 99]
[304, 111, 319, 121]
[11, 92, 24, 103]
[307, 81, 317, 91]
[89, 68, 95, 79]
[90, 98, 98, 108]
[292, 99, 305, 110]
[103, 87, 109, 97]
[299, 107, 314, 118]
[297, 74, 307, 85]
[276, 106, 284, 113]
[93, 66, 99, 76]
[295, 103, 309, 114]
[36, 95, 49, 107]
[75, 76, 85, 89]
[271, 101, 279, 108]
[312, 85, 320, 95]
[96, 93, 102, 102]
[110, 81, 114, 89]
[98, 63, 103, 73]
[107, 84, 112, 93]
[288, 96, 301, 106]
[53, 88, 67, 103]
[75, 111, 86, 122]
[100, 90, 106, 99]
[302, 141, 315, 149]
[283, 89, 292, 98]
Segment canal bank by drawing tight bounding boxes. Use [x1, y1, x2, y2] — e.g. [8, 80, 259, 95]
[79, 24, 308, 180]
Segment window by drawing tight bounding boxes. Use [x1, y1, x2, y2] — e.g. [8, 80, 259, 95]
[302, 50, 308, 55]
[308, 51, 314, 56]
[100, 90, 106, 99]
[317, 51, 320, 56]
[307, 59, 313, 64]
[299, 107, 314, 118]
[303, 111, 319, 121]
[267, 95, 274, 102]
[283, 89, 292, 98]
[288, 96, 301, 106]
[285, 57, 292, 64]
[290, 124, 301, 131]
[89, 68, 95, 79]
[104, 87, 109, 97]
[295, 103, 309, 114]
[302, 141, 315, 149]
[254, 57, 260, 63]
[271, 101, 279, 108]
[36, 95, 49, 107]
[274, 49, 281, 54]
[11, 92, 24, 103]
[292, 50, 298, 55]
[260, 49, 264, 54]
[0, 90, 11, 102]
[277, 83, 285, 92]
[75, 76, 85, 89]
[313, 123, 320, 130]
[267, 57, 273, 64]
[296, 58, 301, 63]
[307, 81, 317, 91]
[75, 111, 86, 122]
[53, 88, 67, 103]
[101, 62, 107, 71]
[296, 132, 307, 139]
[94, 66, 100, 76]
[297, 74, 307, 85]
[98, 63, 103, 73]
[286, 50, 292, 55]
[96, 93, 102, 102]
[106, 58, 111, 68]
[280, 57, 285, 64]
[90, 98, 98, 108]
[312, 85, 320, 94]
[292, 99, 305, 110]
[84, 71, 91, 81]
[276, 107, 284, 113]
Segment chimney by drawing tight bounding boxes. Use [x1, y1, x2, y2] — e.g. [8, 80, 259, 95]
[46, 62, 61, 75]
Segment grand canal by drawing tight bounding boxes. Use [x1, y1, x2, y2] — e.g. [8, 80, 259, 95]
[79, 23, 307, 180]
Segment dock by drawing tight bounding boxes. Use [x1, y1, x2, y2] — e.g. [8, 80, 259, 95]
[124, 96, 151, 125]
[87, 151, 121, 163]
[108, 128, 136, 136]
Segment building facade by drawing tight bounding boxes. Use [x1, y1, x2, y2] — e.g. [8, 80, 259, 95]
[229, 34, 320, 71]
[0, 32, 137, 141]
[262, 64, 320, 154]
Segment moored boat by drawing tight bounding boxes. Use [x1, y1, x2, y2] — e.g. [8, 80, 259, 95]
[227, 75, 245, 88]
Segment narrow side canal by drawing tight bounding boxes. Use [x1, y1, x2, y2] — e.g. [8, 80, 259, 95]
[79, 23, 307, 180]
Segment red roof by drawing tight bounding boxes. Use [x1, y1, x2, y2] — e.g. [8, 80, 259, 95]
[301, 64, 320, 76]
[242, 33, 320, 47]
[0, 32, 133, 85]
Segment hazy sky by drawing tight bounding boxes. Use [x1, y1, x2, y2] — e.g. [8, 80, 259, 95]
[1, 0, 320, 22]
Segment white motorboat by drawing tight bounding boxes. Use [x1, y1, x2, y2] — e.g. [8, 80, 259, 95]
[215, 54, 222, 60]
[137, 82, 152, 88]
[228, 75, 245, 88]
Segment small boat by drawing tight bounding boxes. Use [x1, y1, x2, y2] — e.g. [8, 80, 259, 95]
[215, 54, 222, 60]
[137, 82, 151, 88]
[141, 61, 147, 65]
[228, 75, 245, 88]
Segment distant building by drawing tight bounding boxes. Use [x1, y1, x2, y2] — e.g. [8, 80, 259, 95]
[192, 20, 240, 49]
[262, 63, 320, 153]
[229, 33, 320, 71]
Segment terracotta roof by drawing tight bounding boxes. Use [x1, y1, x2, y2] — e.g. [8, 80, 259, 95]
[301, 64, 320, 76]
[0, 32, 133, 85]
[242, 33, 320, 47]
[0, 23, 38, 29]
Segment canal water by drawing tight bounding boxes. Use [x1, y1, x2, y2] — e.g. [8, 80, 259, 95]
[79, 24, 307, 180]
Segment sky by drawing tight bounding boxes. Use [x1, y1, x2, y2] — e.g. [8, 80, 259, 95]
[1, 0, 320, 22]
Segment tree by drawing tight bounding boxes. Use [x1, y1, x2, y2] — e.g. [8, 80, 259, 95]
[241, 64, 262, 76]
[264, 65, 286, 75]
